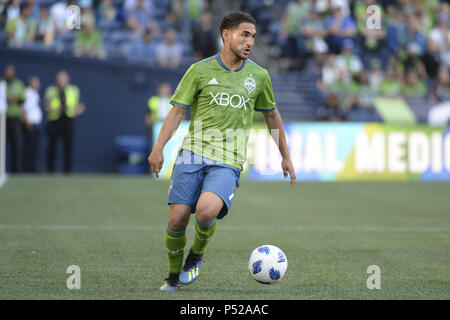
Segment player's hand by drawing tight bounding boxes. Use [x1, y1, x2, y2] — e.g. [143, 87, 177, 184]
[148, 146, 164, 178]
[281, 157, 296, 185]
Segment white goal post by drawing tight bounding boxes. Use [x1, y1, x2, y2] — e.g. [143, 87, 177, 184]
[0, 80, 7, 188]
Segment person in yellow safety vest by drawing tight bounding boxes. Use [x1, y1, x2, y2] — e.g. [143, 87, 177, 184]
[145, 83, 174, 153]
[44, 70, 85, 174]
[3, 64, 25, 173]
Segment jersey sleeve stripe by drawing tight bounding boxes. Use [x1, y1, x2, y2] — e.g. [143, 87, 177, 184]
[170, 100, 191, 108]
[254, 106, 276, 112]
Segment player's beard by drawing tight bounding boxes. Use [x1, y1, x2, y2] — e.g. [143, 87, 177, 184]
[230, 42, 250, 60]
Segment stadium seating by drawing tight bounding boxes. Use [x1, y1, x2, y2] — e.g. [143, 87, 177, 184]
[0, 0, 448, 124]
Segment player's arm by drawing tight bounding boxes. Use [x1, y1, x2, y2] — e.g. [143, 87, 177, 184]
[149, 64, 196, 177]
[262, 108, 296, 185]
[148, 105, 186, 178]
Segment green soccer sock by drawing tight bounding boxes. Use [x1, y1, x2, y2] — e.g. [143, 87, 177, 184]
[164, 223, 187, 275]
[190, 217, 218, 255]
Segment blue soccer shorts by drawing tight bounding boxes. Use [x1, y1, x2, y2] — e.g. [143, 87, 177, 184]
[167, 149, 241, 219]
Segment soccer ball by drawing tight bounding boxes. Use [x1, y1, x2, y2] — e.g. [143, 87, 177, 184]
[248, 245, 288, 284]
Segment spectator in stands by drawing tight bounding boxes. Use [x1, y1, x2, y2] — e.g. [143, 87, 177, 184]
[304, 38, 329, 74]
[423, 35, 445, 81]
[79, 0, 95, 24]
[315, 0, 351, 18]
[4, 0, 20, 25]
[401, 42, 428, 80]
[385, 3, 405, 55]
[336, 39, 363, 83]
[324, 5, 357, 54]
[354, 0, 387, 67]
[36, 6, 55, 47]
[0, 0, 8, 28]
[278, 0, 311, 70]
[6, 2, 36, 47]
[299, 8, 327, 55]
[415, 1, 434, 33]
[74, 15, 106, 59]
[0, 1, 6, 28]
[338, 70, 380, 121]
[316, 93, 346, 122]
[125, 0, 159, 36]
[124, 0, 152, 13]
[317, 53, 346, 93]
[45, 70, 85, 174]
[161, 10, 179, 31]
[401, 68, 427, 100]
[342, 71, 374, 109]
[429, 11, 449, 48]
[24, 0, 38, 21]
[192, 11, 218, 61]
[156, 28, 183, 69]
[171, 0, 183, 26]
[50, 0, 75, 34]
[171, 0, 205, 30]
[401, 13, 427, 56]
[146, 82, 173, 151]
[98, 0, 118, 22]
[428, 12, 450, 68]
[429, 65, 450, 104]
[130, 27, 157, 64]
[379, 67, 402, 97]
[186, 0, 206, 23]
[22, 75, 42, 173]
[3, 64, 25, 173]
[368, 58, 384, 92]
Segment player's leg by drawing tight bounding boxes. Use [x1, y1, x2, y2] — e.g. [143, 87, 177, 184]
[160, 203, 191, 291]
[161, 149, 204, 291]
[179, 192, 222, 285]
[166, 204, 190, 275]
[191, 192, 223, 254]
[179, 165, 240, 285]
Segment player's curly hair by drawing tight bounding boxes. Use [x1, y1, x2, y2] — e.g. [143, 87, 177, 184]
[219, 12, 256, 40]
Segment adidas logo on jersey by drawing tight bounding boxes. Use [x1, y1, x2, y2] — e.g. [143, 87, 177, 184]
[208, 78, 219, 85]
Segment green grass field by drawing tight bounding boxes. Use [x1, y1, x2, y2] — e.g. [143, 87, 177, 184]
[1, 175, 449, 299]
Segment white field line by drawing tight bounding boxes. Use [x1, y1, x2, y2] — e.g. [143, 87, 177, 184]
[0, 224, 449, 233]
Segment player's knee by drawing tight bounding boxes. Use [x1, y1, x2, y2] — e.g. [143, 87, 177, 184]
[196, 192, 224, 223]
[168, 215, 189, 230]
[196, 204, 218, 224]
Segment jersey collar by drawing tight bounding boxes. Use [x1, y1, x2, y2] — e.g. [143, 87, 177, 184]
[215, 53, 247, 72]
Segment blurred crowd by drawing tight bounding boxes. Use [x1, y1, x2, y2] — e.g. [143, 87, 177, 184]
[1, 0, 449, 123]
[238, 0, 450, 121]
[0, 0, 217, 68]
[1, 0, 450, 174]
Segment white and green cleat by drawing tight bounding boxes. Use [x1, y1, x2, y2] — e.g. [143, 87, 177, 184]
[159, 276, 183, 292]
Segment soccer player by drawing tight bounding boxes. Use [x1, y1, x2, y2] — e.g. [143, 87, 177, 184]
[148, 11, 296, 291]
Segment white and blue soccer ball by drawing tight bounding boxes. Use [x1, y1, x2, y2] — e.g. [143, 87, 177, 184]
[248, 245, 288, 284]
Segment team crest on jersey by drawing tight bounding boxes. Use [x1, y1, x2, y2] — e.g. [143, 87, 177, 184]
[244, 74, 256, 93]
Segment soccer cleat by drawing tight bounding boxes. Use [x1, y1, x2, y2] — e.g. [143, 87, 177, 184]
[179, 251, 203, 285]
[159, 274, 182, 292]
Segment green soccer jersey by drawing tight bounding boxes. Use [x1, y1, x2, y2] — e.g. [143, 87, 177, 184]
[170, 53, 276, 170]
